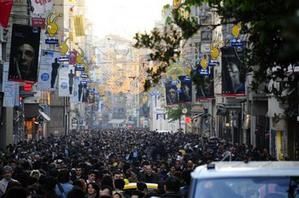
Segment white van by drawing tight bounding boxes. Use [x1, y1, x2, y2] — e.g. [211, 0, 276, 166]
[189, 161, 299, 198]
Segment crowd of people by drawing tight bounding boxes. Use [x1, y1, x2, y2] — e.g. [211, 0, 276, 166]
[0, 129, 275, 198]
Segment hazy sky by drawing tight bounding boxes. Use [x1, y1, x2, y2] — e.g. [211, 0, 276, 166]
[85, 0, 172, 40]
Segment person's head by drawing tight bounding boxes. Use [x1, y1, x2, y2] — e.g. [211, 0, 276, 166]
[112, 192, 123, 198]
[16, 43, 35, 73]
[87, 182, 99, 196]
[87, 171, 96, 182]
[2, 165, 13, 180]
[227, 62, 240, 85]
[143, 164, 153, 176]
[100, 185, 113, 198]
[75, 167, 82, 177]
[57, 169, 70, 183]
[169, 88, 177, 99]
[73, 179, 87, 192]
[164, 176, 181, 193]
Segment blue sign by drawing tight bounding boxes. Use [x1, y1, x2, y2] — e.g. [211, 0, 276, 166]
[58, 56, 69, 63]
[45, 38, 59, 44]
[230, 39, 244, 47]
[61, 82, 68, 89]
[198, 66, 212, 75]
[41, 73, 49, 81]
[209, 60, 219, 67]
[75, 65, 85, 71]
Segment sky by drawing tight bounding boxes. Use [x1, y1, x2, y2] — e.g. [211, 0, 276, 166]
[85, 0, 172, 40]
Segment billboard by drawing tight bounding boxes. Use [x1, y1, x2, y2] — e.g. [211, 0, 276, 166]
[8, 24, 41, 82]
[195, 67, 214, 100]
[37, 50, 61, 90]
[178, 76, 192, 103]
[165, 80, 179, 105]
[221, 47, 245, 95]
[58, 65, 75, 97]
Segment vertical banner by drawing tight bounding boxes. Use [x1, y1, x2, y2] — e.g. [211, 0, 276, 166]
[58, 65, 75, 97]
[0, 0, 13, 28]
[74, 15, 85, 36]
[195, 67, 214, 100]
[178, 76, 192, 103]
[3, 63, 19, 107]
[221, 47, 245, 95]
[165, 81, 179, 105]
[37, 50, 61, 90]
[9, 24, 41, 82]
[70, 77, 80, 103]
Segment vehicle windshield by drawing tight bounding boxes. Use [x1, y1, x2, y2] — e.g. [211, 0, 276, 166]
[194, 177, 299, 198]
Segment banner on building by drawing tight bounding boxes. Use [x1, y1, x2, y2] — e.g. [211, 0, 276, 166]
[3, 63, 19, 107]
[178, 76, 192, 103]
[165, 81, 179, 105]
[0, 0, 13, 28]
[74, 15, 85, 36]
[221, 47, 245, 95]
[37, 50, 61, 91]
[9, 24, 41, 82]
[58, 65, 75, 97]
[196, 67, 214, 100]
[70, 77, 80, 103]
[30, 0, 54, 28]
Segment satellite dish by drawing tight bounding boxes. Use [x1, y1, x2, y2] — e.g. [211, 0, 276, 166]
[38, 110, 51, 121]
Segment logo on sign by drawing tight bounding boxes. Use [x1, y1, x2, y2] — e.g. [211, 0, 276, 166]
[41, 73, 49, 81]
[60, 82, 68, 89]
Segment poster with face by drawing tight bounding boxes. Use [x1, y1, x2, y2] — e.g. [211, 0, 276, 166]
[178, 76, 192, 103]
[195, 66, 214, 100]
[165, 81, 179, 105]
[9, 24, 41, 82]
[221, 47, 246, 95]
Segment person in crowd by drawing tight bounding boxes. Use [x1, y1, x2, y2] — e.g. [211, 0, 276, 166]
[86, 182, 99, 198]
[0, 166, 19, 197]
[55, 169, 74, 198]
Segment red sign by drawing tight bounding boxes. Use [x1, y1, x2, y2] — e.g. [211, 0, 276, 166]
[23, 83, 32, 92]
[32, 18, 46, 29]
[0, 0, 13, 28]
[185, 116, 191, 124]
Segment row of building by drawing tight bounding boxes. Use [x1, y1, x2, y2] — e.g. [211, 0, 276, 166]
[147, 3, 299, 160]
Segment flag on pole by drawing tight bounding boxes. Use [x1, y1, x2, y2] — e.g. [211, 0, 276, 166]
[0, 0, 13, 28]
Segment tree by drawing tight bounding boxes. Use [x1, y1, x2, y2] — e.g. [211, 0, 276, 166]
[134, 0, 299, 118]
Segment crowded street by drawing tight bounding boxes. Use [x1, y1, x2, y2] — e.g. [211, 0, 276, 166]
[0, 129, 276, 198]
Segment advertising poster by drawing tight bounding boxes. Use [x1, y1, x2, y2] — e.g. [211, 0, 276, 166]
[58, 65, 75, 97]
[3, 63, 19, 107]
[9, 24, 41, 82]
[165, 80, 179, 105]
[70, 77, 80, 103]
[30, 0, 53, 28]
[178, 76, 192, 103]
[221, 47, 245, 95]
[37, 50, 61, 91]
[195, 67, 214, 100]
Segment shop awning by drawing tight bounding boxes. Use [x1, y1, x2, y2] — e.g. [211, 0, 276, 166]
[38, 109, 51, 121]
